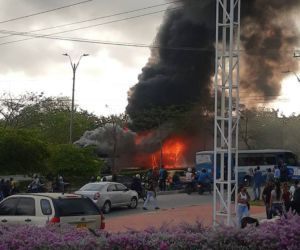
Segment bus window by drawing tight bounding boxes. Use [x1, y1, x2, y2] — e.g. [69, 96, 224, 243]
[284, 153, 297, 166]
[263, 154, 276, 165]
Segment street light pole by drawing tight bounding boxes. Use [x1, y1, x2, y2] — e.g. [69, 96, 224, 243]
[62, 53, 89, 144]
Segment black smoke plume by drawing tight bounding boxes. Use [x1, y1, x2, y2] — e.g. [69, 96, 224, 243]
[127, 0, 300, 129]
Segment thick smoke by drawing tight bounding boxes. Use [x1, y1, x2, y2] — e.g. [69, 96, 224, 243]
[126, 0, 215, 123]
[127, 0, 300, 124]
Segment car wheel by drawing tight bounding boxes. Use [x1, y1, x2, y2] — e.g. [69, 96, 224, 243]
[102, 201, 111, 214]
[129, 197, 138, 209]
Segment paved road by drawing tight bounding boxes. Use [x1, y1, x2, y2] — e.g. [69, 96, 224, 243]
[104, 192, 265, 232]
[105, 191, 212, 219]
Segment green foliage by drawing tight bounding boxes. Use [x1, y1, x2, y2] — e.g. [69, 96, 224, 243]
[0, 93, 101, 144]
[0, 129, 49, 175]
[47, 144, 103, 178]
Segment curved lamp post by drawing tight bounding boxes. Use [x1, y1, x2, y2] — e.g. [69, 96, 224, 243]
[62, 53, 89, 143]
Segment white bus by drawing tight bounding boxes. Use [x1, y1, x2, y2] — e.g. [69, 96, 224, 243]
[195, 149, 300, 184]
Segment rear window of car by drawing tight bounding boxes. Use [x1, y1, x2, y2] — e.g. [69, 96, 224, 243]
[53, 198, 100, 217]
[79, 183, 106, 191]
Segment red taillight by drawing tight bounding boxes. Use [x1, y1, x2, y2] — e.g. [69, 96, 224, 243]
[93, 192, 100, 200]
[50, 217, 60, 223]
[100, 213, 105, 229]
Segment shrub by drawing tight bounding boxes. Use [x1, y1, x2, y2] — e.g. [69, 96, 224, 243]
[0, 214, 300, 250]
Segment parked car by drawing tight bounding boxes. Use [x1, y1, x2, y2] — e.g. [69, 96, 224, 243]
[75, 182, 138, 214]
[0, 193, 105, 230]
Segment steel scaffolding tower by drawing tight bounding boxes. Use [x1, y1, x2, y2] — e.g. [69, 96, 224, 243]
[213, 0, 241, 226]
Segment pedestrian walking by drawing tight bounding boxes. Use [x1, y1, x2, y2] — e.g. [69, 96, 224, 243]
[143, 177, 159, 210]
[237, 186, 250, 228]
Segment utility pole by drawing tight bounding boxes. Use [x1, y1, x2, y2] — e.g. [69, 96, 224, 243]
[213, 0, 241, 226]
[62, 53, 89, 144]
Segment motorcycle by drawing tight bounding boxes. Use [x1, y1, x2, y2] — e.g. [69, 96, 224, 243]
[198, 182, 212, 195]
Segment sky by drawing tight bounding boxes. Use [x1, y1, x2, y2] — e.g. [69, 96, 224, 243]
[0, 0, 299, 117]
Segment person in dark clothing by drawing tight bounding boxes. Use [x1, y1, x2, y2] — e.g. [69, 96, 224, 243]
[159, 165, 167, 191]
[262, 181, 274, 219]
[0, 179, 5, 200]
[278, 159, 288, 182]
[282, 182, 291, 213]
[292, 185, 300, 215]
[131, 174, 143, 198]
[2, 180, 10, 198]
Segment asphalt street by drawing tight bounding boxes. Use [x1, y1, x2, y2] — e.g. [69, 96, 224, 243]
[104, 192, 212, 219]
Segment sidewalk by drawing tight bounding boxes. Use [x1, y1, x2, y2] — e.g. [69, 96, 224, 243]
[105, 204, 265, 233]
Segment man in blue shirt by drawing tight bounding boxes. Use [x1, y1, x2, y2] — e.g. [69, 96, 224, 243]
[197, 169, 211, 194]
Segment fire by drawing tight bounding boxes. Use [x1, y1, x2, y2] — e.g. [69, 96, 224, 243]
[134, 135, 188, 169]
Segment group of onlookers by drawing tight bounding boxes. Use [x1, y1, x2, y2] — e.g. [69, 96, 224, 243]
[238, 161, 300, 228]
[0, 178, 19, 201]
[262, 180, 300, 219]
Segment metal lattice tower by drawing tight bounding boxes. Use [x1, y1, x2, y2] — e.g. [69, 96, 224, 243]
[213, 0, 241, 226]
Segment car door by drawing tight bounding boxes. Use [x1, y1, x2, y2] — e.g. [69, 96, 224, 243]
[106, 184, 119, 207]
[115, 183, 130, 205]
[14, 197, 36, 225]
[0, 197, 19, 224]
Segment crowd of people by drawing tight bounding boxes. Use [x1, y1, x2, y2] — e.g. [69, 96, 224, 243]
[0, 178, 19, 201]
[0, 174, 68, 201]
[237, 162, 300, 228]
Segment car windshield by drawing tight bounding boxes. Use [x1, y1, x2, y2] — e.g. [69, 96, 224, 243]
[79, 183, 106, 191]
[53, 198, 100, 216]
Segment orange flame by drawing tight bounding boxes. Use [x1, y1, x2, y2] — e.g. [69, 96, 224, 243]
[133, 133, 188, 169]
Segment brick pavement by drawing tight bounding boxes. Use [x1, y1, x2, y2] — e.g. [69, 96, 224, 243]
[105, 204, 265, 233]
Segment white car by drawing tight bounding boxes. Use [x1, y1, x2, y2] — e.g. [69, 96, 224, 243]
[75, 182, 138, 213]
[0, 193, 105, 229]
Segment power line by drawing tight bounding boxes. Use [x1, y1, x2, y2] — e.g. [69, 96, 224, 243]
[0, 0, 92, 24]
[0, 7, 186, 48]
[0, 25, 298, 54]
[0, 7, 181, 46]
[0, 0, 180, 39]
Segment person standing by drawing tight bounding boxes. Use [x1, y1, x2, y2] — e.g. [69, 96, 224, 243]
[270, 182, 283, 218]
[266, 168, 275, 183]
[237, 186, 250, 228]
[282, 182, 291, 213]
[274, 166, 281, 183]
[58, 175, 65, 193]
[253, 166, 262, 200]
[185, 168, 193, 194]
[143, 177, 159, 210]
[262, 182, 273, 219]
[0, 179, 4, 201]
[290, 180, 299, 211]
[159, 165, 167, 191]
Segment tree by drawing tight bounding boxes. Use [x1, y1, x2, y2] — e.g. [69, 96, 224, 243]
[47, 144, 103, 178]
[0, 93, 101, 144]
[0, 128, 49, 175]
